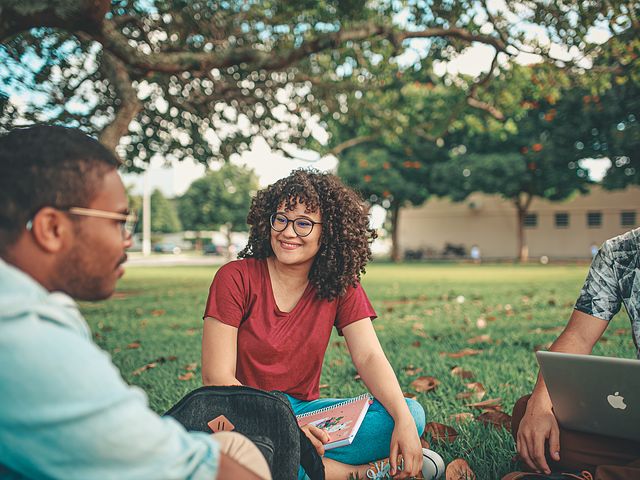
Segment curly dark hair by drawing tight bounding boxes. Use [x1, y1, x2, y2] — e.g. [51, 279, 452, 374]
[238, 168, 377, 301]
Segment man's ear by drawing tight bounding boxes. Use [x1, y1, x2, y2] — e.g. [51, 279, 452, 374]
[29, 207, 73, 253]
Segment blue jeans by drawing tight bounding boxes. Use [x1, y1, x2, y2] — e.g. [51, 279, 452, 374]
[286, 394, 426, 479]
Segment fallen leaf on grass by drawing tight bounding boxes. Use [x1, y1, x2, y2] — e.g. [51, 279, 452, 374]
[465, 397, 502, 410]
[420, 437, 431, 449]
[354, 374, 361, 381]
[476, 411, 512, 431]
[151, 309, 166, 317]
[456, 382, 486, 401]
[127, 341, 141, 349]
[441, 348, 483, 359]
[467, 334, 491, 344]
[404, 365, 423, 376]
[613, 328, 627, 336]
[178, 372, 194, 381]
[445, 458, 476, 480]
[412, 340, 422, 348]
[410, 376, 440, 393]
[450, 366, 474, 380]
[319, 384, 329, 389]
[449, 412, 474, 423]
[184, 362, 198, 371]
[132, 362, 157, 376]
[533, 342, 552, 352]
[403, 392, 417, 400]
[329, 358, 345, 367]
[425, 422, 458, 443]
[185, 328, 198, 336]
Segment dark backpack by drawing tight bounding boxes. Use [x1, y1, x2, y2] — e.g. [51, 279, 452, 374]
[164, 385, 325, 480]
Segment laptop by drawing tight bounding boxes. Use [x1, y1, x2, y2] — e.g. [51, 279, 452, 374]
[536, 351, 640, 441]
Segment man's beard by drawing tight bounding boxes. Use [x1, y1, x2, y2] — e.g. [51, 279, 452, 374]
[55, 243, 115, 301]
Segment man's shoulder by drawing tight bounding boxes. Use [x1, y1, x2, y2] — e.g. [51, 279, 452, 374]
[602, 228, 640, 268]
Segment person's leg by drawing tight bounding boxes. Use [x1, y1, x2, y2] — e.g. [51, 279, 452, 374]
[512, 395, 640, 474]
[288, 394, 426, 480]
[214, 431, 272, 480]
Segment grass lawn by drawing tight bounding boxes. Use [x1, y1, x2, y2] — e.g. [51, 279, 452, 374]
[81, 262, 635, 479]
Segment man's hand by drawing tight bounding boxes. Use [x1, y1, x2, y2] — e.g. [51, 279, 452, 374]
[300, 424, 330, 457]
[516, 400, 560, 475]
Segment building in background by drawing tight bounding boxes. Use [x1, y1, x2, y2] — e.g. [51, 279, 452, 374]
[398, 185, 640, 260]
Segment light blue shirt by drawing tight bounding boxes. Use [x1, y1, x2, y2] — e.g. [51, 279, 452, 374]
[0, 259, 219, 479]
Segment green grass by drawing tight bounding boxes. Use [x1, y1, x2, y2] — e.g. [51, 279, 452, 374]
[81, 262, 634, 479]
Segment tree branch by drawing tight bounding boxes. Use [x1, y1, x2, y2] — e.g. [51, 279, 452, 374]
[329, 134, 377, 155]
[98, 50, 141, 152]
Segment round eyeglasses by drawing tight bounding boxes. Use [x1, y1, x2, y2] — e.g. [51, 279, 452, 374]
[270, 213, 322, 237]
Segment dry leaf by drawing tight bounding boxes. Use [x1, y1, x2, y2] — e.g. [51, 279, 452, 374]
[614, 328, 627, 335]
[404, 365, 423, 376]
[184, 362, 198, 371]
[354, 374, 361, 381]
[476, 411, 512, 431]
[467, 334, 491, 344]
[420, 436, 431, 449]
[475, 317, 487, 329]
[127, 341, 141, 349]
[178, 372, 194, 381]
[466, 397, 502, 409]
[410, 376, 440, 393]
[412, 340, 422, 348]
[329, 358, 345, 367]
[185, 327, 198, 336]
[445, 458, 476, 480]
[450, 366, 474, 380]
[151, 309, 166, 317]
[403, 392, 417, 400]
[132, 362, 157, 376]
[441, 348, 483, 359]
[319, 384, 329, 389]
[425, 422, 458, 443]
[456, 382, 486, 401]
[449, 412, 474, 423]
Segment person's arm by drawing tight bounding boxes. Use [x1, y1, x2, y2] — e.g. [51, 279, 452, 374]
[517, 309, 608, 474]
[201, 317, 243, 386]
[343, 319, 422, 480]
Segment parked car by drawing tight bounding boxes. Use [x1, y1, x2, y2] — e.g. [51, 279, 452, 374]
[153, 242, 182, 254]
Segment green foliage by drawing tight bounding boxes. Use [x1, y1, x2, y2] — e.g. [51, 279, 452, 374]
[150, 189, 182, 233]
[2, 1, 638, 167]
[83, 262, 634, 478]
[178, 163, 258, 232]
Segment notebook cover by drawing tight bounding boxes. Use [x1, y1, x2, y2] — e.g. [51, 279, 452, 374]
[296, 394, 372, 450]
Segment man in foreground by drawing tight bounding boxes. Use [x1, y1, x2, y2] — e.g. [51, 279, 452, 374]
[511, 228, 640, 479]
[0, 125, 270, 479]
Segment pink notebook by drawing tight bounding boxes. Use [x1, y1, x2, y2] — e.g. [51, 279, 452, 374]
[296, 394, 373, 450]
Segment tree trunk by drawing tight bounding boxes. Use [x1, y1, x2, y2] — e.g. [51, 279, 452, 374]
[224, 223, 233, 261]
[514, 193, 533, 263]
[390, 203, 401, 262]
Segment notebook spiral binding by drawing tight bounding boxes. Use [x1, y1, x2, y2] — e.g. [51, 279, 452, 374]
[296, 393, 372, 418]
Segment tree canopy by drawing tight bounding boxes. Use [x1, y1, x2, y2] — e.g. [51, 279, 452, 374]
[3, 0, 637, 170]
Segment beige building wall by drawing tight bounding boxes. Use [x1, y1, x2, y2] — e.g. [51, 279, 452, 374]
[398, 186, 640, 260]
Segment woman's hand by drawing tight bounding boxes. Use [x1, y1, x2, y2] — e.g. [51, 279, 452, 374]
[388, 418, 422, 479]
[300, 424, 331, 457]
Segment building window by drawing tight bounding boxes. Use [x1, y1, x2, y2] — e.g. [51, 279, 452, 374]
[524, 213, 538, 228]
[621, 211, 636, 227]
[555, 212, 569, 228]
[587, 211, 602, 228]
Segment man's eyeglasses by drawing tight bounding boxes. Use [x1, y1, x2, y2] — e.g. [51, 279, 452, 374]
[270, 213, 322, 237]
[27, 207, 137, 239]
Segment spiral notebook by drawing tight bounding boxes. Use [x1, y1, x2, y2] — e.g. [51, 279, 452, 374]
[296, 393, 373, 450]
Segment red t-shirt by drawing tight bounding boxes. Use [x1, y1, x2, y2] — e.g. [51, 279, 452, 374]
[203, 258, 377, 400]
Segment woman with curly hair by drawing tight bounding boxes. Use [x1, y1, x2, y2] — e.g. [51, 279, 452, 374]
[201, 169, 444, 480]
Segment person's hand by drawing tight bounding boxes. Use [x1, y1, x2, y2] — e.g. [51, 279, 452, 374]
[300, 424, 330, 457]
[388, 418, 422, 479]
[516, 401, 561, 474]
